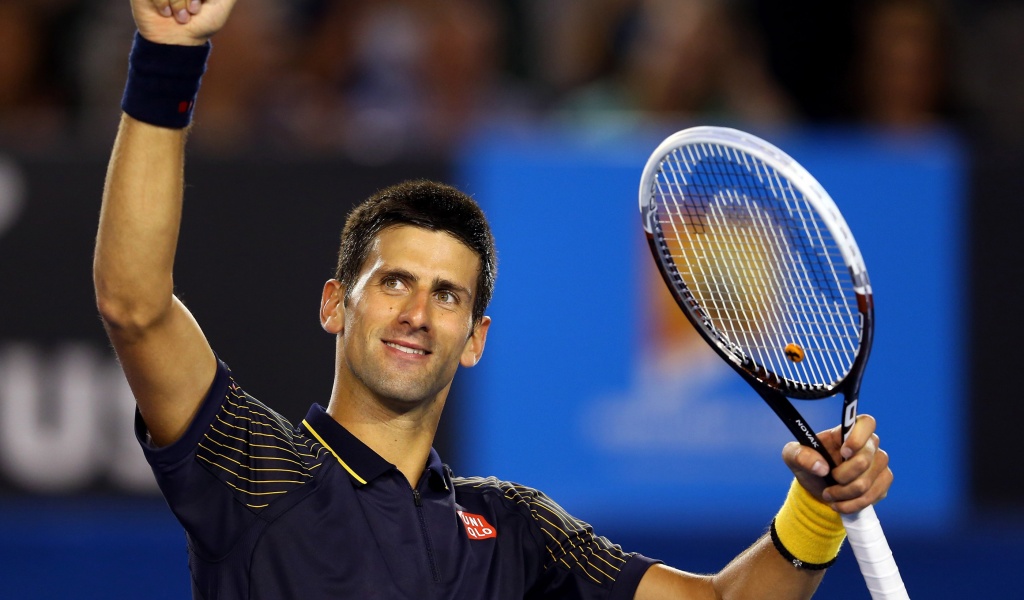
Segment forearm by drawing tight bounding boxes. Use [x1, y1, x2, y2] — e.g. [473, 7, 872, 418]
[710, 535, 823, 599]
[712, 478, 845, 598]
[636, 479, 844, 599]
[94, 114, 188, 331]
[635, 535, 824, 600]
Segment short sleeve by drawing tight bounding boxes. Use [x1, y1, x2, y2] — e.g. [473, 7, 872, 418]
[501, 481, 661, 600]
[134, 359, 327, 558]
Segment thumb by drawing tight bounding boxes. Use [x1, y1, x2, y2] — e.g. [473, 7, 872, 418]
[782, 441, 831, 500]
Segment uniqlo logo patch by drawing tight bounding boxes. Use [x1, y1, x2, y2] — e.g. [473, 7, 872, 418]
[458, 511, 497, 540]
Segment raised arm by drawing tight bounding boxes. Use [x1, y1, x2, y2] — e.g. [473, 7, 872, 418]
[634, 415, 892, 599]
[93, 0, 236, 446]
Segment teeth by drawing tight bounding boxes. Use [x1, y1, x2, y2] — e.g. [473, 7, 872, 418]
[385, 342, 426, 355]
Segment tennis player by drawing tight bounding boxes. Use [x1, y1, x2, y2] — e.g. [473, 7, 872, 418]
[93, 1, 893, 598]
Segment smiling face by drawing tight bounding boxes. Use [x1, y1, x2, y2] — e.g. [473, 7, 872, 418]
[321, 225, 490, 412]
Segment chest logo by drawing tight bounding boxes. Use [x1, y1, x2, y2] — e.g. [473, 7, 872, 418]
[458, 511, 497, 540]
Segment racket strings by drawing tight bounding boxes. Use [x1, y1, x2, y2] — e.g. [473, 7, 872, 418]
[757, 160, 857, 384]
[654, 143, 861, 389]
[671, 155, 855, 386]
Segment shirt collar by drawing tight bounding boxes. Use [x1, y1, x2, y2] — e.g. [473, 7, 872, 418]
[423, 445, 449, 492]
[301, 403, 447, 491]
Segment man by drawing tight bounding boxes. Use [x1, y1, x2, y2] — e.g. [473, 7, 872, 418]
[94, 0, 893, 598]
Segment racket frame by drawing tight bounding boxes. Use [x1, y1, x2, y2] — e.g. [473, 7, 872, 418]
[637, 126, 908, 600]
[639, 126, 874, 461]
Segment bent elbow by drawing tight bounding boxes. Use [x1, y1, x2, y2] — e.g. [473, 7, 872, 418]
[94, 278, 172, 337]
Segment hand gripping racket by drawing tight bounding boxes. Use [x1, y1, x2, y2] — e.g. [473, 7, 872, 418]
[639, 126, 908, 599]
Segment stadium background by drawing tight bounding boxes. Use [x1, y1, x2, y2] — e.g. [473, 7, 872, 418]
[0, 0, 1021, 597]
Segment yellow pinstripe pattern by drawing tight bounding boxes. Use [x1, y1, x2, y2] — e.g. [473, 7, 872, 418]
[195, 378, 328, 510]
[223, 395, 325, 454]
[454, 476, 630, 588]
[200, 435, 317, 474]
[214, 415, 325, 460]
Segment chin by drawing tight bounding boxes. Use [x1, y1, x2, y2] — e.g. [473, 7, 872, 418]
[372, 380, 443, 409]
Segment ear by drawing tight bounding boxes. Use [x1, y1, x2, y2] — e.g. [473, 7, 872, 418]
[320, 279, 345, 334]
[460, 315, 491, 368]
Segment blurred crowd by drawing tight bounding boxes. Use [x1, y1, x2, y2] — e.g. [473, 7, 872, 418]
[1, 0, 1021, 158]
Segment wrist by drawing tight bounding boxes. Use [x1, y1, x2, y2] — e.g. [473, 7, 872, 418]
[770, 479, 845, 570]
[134, 23, 212, 47]
[121, 31, 211, 129]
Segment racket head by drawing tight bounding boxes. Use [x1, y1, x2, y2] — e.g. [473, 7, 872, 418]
[639, 126, 874, 399]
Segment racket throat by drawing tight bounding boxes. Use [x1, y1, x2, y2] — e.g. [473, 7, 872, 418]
[756, 388, 838, 473]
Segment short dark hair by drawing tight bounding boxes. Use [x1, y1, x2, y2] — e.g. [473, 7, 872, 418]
[334, 180, 497, 324]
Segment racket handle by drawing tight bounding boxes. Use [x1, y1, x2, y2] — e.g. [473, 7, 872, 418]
[841, 506, 909, 599]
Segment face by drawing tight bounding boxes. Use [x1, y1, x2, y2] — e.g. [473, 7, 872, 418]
[321, 225, 490, 410]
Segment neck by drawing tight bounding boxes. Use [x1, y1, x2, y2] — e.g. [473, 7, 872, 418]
[325, 388, 444, 488]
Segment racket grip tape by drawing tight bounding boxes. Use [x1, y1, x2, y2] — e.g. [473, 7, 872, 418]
[841, 506, 910, 599]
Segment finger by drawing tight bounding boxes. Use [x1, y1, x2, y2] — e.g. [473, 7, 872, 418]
[824, 446, 890, 504]
[782, 442, 831, 502]
[828, 462, 893, 514]
[165, 0, 192, 23]
[841, 413, 877, 459]
[833, 434, 879, 485]
[782, 441, 831, 478]
[149, 0, 173, 18]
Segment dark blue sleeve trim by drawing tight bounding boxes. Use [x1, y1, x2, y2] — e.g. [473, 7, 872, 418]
[609, 554, 661, 600]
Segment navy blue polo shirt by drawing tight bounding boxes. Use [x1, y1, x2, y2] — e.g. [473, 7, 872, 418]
[136, 360, 658, 599]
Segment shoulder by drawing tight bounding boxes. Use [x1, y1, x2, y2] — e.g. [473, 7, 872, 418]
[452, 475, 547, 511]
[195, 376, 331, 509]
[211, 377, 329, 470]
[219, 378, 301, 445]
[452, 475, 550, 508]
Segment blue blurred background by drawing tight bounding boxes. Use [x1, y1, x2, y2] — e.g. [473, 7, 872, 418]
[1, 0, 1022, 597]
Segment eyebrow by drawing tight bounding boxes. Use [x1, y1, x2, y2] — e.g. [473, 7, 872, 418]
[380, 267, 474, 301]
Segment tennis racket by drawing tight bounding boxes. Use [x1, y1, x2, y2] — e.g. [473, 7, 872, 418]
[638, 126, 907, 599]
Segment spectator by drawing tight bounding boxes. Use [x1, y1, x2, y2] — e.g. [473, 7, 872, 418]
[959, 3, 1024, 143]
[285, 0, 520, 161]
[185, 0, 296, 155]
[520, 0, 637, 101]
[556, 0, 794, 126]
[851, 0, 955, 128]
[0, 1, 72, 149]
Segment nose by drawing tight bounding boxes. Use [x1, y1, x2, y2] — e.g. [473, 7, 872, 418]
[398, 289, 431, 331]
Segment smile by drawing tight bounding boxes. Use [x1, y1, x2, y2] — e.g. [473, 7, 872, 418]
[384, 341, 427, 355]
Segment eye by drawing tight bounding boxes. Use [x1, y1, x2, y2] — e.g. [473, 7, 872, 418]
[435, 290, 457, 305]
[382, 276, 406, 291]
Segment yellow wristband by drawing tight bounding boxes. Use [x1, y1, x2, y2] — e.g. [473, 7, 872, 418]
[770, 479, 846, 569]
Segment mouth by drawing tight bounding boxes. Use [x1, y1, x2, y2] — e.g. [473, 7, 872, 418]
[383, 341, 429, 356]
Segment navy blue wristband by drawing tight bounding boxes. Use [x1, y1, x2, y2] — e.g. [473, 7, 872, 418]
[121, 31, 211, 129]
